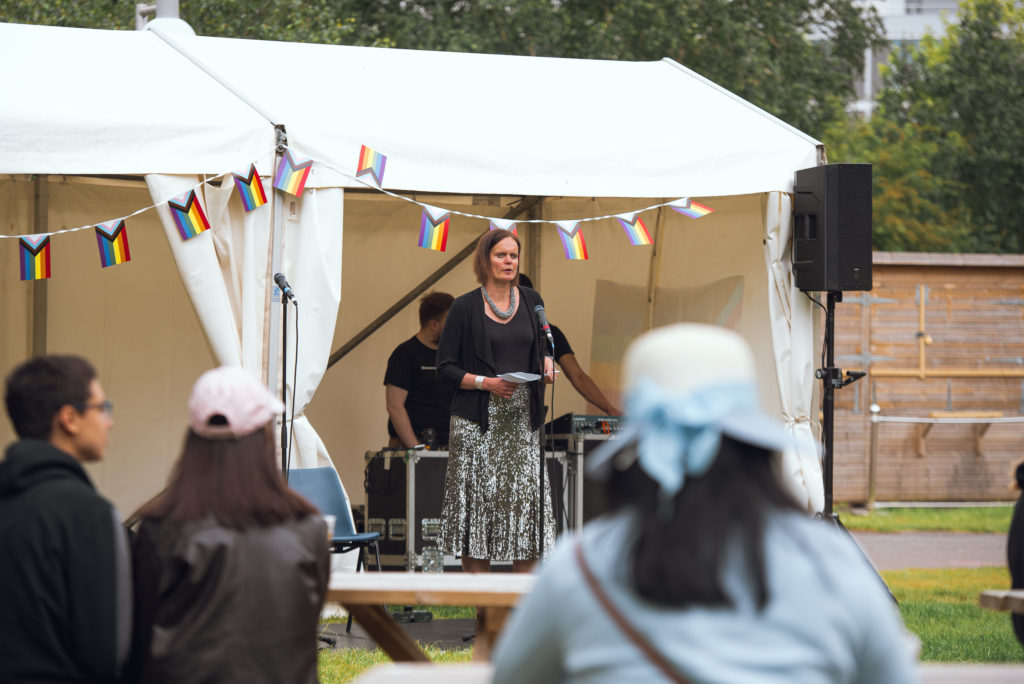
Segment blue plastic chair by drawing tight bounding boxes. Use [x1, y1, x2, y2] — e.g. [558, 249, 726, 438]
[287, 466, 382, 633]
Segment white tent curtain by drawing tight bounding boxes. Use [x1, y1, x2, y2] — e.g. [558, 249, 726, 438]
[146, 174, 356, 570]
[764, 191, 823, 513]
[272, 187, 345, 472]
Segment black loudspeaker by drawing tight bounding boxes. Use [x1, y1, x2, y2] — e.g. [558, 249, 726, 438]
[793, 163, 873, 292]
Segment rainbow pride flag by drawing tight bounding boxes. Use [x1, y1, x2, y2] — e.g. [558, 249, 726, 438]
[168, 190, 211, 241]
[232, 164, 268, 212]
[273, 150, 313, 197]
[94, 219, 131, 268]
[615, 212, 653, 246]
[668, 198, 715, 219]
[556, 221, 588, 261]
[419, 206, 450, 252]
[489, 218, 518, 236]
[356, 145, 387, 187]
[19, 234, 51, 280]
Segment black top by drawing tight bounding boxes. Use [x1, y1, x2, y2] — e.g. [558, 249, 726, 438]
[0, 439, 130, 683]
[437, 285, 549, 433]
[1010, 463, 1024, 646]
[486, 304, 534, 374]
[383, 335, 454, 445]
[550, 324, 573, 361]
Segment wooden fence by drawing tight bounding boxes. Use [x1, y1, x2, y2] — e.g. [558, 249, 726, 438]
[832, 252, 1024, 502]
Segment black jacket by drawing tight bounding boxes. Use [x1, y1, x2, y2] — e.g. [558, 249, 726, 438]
[0, 439, 130, 683]
[437, 285, 549, 433]
[1009, 463, 1024, 646]
[129, 514, 329, 684]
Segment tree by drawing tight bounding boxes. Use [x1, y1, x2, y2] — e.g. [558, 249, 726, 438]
[558, 0, 885, 138]
[870, 0, 1024, 252]
[1, 0, 883, 140]
[825, 115, 971, 252]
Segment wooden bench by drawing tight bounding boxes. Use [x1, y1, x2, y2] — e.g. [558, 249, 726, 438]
[352, 663, 492, 683]
[327, 572, 535, 663]
[979, 589, 1024, 614]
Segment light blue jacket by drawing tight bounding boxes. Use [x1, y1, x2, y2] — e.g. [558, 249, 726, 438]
[493, 511, 919, 684]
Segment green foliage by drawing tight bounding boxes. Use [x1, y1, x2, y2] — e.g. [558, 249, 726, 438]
[837, 506, 1013, 533]
[0, 0, 131, 28]
[884, 567, 1023, 663]
[555, 1, 885, 138]
[0, 0, 883, 140]
[834, 0, 1024, 253]
[825, 115, 971, 251]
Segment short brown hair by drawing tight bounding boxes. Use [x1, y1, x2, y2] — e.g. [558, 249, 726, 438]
[472, 230, 521, 285]
[4, 355, 96, 440]
[132, 426, 318, 529]
[419, 291, 454, 327]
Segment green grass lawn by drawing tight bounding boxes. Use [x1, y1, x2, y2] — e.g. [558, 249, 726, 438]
[885, 566, 1022, 663]
[837, 505, 1013, 533]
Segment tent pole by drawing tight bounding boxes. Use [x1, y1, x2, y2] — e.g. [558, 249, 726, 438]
[326, 196, 544, 369]
[644, 206, 667, 332]
[29, 175, 48, 356]
[147, 24, 282, 127]
[525, 200, 543, 287]
[268, 127, 288, 471]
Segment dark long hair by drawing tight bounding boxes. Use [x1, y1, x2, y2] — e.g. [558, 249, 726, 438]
[133, 425, 318, 529]
[606, 436, 801, 610]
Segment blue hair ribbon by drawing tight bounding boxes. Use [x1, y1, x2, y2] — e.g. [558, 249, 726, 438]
[625, 377, 759, 498]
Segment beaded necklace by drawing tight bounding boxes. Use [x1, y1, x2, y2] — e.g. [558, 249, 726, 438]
[481, 285, 516, 320]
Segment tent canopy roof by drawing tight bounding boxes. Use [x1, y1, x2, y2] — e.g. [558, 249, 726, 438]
[0, 20, 821, 198]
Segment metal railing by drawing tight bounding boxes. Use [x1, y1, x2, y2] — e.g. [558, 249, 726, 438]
[866, 405, 1024, 507]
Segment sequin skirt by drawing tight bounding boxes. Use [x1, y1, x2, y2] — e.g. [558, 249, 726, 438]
[438, 384, 555, 561]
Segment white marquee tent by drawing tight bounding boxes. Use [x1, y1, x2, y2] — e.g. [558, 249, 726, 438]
[0, 19, 825, 546]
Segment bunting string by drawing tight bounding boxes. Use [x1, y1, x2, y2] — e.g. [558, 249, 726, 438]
[1, 142, 715, 276]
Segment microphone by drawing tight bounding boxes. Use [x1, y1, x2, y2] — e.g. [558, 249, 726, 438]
[274, 273, 298, 305]
[533, 304, 555, 351]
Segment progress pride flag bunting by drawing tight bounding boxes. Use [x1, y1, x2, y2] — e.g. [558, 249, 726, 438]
[19, 234, 51, 280]
[555, 220, 588, 260]
[419, 205, 450, 252]
[94, 219, 131, 267]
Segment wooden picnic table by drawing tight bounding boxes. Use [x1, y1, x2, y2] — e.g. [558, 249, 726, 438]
[353, 663, 493, 683]
[327, 572, 535, 663]
[979, 589, 1024, 614]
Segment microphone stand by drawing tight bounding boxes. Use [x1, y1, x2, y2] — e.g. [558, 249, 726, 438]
[537, 333, 554, 558]
[281, 292, 290, 481]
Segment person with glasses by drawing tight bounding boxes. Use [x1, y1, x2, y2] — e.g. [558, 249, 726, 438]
[0, 355, 129, 683]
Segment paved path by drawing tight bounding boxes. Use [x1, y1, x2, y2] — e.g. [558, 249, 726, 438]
[849, 531, 1007, 571]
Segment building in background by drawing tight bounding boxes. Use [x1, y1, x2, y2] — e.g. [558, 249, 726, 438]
[850, 0, 964, 117]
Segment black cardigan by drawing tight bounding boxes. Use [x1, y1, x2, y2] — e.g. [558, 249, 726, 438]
[437, 285, 549, 433]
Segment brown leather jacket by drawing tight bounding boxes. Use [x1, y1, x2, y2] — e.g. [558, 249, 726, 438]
[128, 514, 329, 683]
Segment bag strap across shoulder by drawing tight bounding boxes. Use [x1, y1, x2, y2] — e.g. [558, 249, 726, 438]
[574, 539, 693, 684]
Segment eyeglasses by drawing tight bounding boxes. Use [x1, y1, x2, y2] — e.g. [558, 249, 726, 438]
[74, 399, 114, 417]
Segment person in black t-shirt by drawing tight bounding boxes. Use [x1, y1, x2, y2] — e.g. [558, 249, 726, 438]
[384, 291, 455, 449]
[519, 275, 621, 416]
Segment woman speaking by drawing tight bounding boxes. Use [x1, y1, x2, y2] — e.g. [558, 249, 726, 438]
[437, 229, 555, 573]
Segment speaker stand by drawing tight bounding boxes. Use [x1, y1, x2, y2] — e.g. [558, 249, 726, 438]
[816, 293, 893, 601]
[817, 291, 865, 516]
